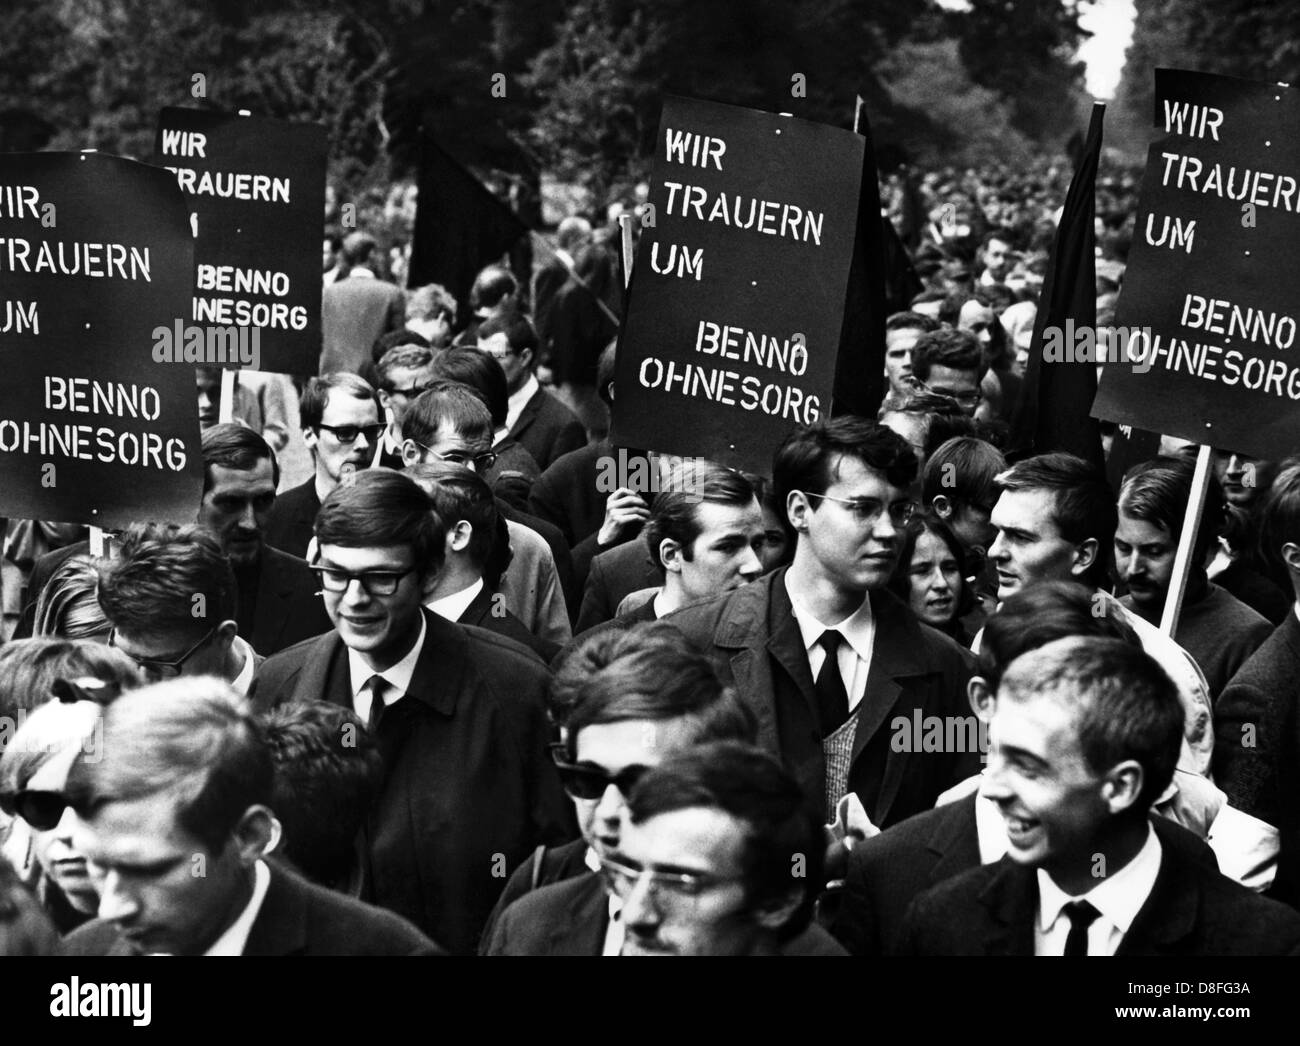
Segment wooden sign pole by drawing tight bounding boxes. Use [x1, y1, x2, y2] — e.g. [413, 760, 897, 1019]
[1158, 442, 1213, 636]
[618, 214, 635, 290]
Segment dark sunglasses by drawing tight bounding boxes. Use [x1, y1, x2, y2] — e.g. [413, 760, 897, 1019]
[316, 422, 386, 444]
[0, 789, 69, 831]
[551, 754, 651, 801]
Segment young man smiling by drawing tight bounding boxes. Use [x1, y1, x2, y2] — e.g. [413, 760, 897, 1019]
[251, 469, 574, 953]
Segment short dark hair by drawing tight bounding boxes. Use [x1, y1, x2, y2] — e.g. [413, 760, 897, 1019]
[626, 740, 823, 942]
[406, 283, 457, 324]
[429, 348, 509, 428]
[97, 524, 236, 640]
[340, 231, 377, 267]
[1252, 461, 1300, 580]
[999, 636, 1184, 811]
[980, 579, 1138, 691]
[201, 422, 279, 493]
[300, 372, 381, 431]
[774, 416, 917, 514]
[469, 265, 518, 312]
[1120, 456, 1224, 567]
[376, 344, 435, 388]
[643, 465, 755, 579]
[314, 468, 444, 576]
[65, 678, 273, 854]
[995, 452, 1117, 587]
[262, 702, 383, 891]
[552, 621, 757, 744]
[402, 382, 494, 449]
[419, 462, 504, 577]
[371, 329, 431, 366]
[885, 310, 941, 335]
[912, 328, 986, 384]
[923, 436, 1006, 510]
[477, 310, 538, 358]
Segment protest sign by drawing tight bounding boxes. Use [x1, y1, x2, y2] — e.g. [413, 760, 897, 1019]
[610, 96, 866, 475]
[154, 106, 327, 376]
[0, 151, 201, 528]
[1092, 71, 1300, 460]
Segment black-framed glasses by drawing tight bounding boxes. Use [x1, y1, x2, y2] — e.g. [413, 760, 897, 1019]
[315, 422, 386, 444]
[108, 626, 216, 680]
[411, 441, 497, 472]
[0, 789, 69, 831]
[801, 492, 917, 526]
[550, 753, 651, 800]
[383, 382, 436, 399]
[309, 564, 417, 597]
[596, 854, 743, 906]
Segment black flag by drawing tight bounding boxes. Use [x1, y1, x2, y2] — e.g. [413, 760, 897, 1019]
[407, 135, 529, 306]
[1009, 102, 1105, 468]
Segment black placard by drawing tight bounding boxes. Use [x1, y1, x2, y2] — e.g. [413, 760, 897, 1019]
[1093, 71, 1300, 459]
[154, 106, 327, 377]
[0, 152, 201, 527]
[611, 96, 866, 475]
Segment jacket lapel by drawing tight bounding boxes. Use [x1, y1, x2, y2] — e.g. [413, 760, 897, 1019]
[1118, 846, 1199, 956]
[250, 547, 296, 651]
[977, 858, 1038, 956]
[926, 794, 983, 883]
[714, 573, 791, 754]
[545, 873, 609, 956]
[243, 864, 307, 957]
[509, 387, 544, 439]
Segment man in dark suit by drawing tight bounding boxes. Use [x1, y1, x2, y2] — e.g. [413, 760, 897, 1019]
[265, 374, 384, 560]
[896, 636, 1300, 955]
[1215, 462, 1300, 907]
[575, 539, 662, 632]
[532, 215, 591, 355]
[250, 470, 575, 954]
[61, 677, 440, 956]
[197, 424, 331, 654]
[319, 231, 406, 375]
[669, 417, 978, 829]
[477, 310, 586, 471]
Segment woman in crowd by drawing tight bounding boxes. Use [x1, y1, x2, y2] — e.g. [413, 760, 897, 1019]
[890, 513, 974, 645]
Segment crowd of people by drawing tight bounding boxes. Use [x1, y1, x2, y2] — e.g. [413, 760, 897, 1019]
[2, 160, 1300, 958]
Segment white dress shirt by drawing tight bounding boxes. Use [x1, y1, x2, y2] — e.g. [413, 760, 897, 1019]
[786, 578, 876, 713]
[203, 860, 272, 956]
[426, 578, 484, 623]
[505, 374, 541, 434]
[230, 635, 257, 697]
[1035, 824, 1162, 956]
[347, 614, 427, 722]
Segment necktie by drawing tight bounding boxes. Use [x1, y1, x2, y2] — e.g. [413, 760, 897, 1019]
[365, 675, 389, 731]
[814, 630, 850, 736]
[1063, 899, 1100, 957]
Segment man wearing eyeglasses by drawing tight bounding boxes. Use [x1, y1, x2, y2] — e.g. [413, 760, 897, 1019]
[612, 741, 841, 956]
[251, 469, 575, 954]
[668, 417, 979, 832]
[912, 328, 986, 418]
[373, 344, 438, 470]
[264, 373, 383, 561]
[96, 524, 258, 694]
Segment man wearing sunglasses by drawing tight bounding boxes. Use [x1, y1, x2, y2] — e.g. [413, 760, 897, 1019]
[482, 622, 758, 955]
[251, 469, 574, 954]
[668, 416, 979, 832]
[264, 373, 383, 561]
[373, 343, 438, 470]
[97, 524, 258, 694]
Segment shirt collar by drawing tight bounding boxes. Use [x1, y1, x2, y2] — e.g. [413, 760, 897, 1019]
[1037, 823, 1162, 934]
[785, 577, 873, 661]
[584, 845, 624, 953]
[346, 613, 427, 701]
[426, 578, 484, 623]
[348, 266, 376, 280]
[203, 860, 271, 956]
[505, 374, 541, 432]
[230, 635, 256, 697]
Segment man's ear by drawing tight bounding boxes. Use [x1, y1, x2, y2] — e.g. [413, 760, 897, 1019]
[1281, 542, 1300, 575]
[303, 427, 319, 455]
[1100, 760, 1145, 816]
[967, 676, 994, 721]
[659, 538, 684, 575]
[230, 805, 276, 866]
[931, 494, 954, 520]
[447, 520, 472, 554]
[214, 619, 239, 652]
[786, 490, 813, 534]
[378, 388, 393, 412]
[752, 882, 804, 933]
[401, 439, 421, 468]
[1069, 537, 1100, 578]
[519, 346, 534, 370]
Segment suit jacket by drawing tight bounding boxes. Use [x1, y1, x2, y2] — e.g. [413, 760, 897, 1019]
[666, 569, 979, 828]
[319, 273, 405, 375]
[485, 869, 847, 955]
[457, 582, 560, 662]
[498, 499, 577, 619]
[1214, 611, 1300, 906]
[509, 385, 586, 472]
[528, 440, 609, 548]
[532, 255, 570, 354]
[60, 861, 442, 956]
[242, 545, 333, 656]
[479, 837, 590, 951]
[831, 796, 1219, 956]
[894, 829, 1300, 956]
[249, 609, 578, 954]
[263, 478, 320, 562]
[575, 539, 662, 633]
